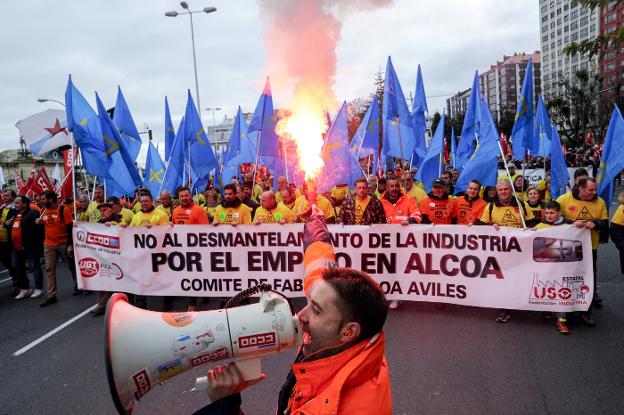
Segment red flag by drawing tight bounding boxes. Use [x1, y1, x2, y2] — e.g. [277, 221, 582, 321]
[32, 166, 55, 196]
[15, 169, 26, 194]
[585, 129, 594, 145]
[61, 148, 77, 199]
[22, 166, 37, 196]
[443, 138, 450, 163]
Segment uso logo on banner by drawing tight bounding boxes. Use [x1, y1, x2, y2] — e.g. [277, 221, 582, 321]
[78, 258, 99, 278]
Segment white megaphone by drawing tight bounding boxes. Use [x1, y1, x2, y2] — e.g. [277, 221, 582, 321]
[105, 285, 301, 414]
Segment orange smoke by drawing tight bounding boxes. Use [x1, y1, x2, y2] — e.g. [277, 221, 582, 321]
[260, 0, 393, 179]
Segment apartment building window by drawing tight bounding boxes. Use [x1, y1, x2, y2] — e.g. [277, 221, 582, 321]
[558, 60, 563, 67]
[571, 32, 578, 41]
[557, 39, 563, 46]
[580, 16, 588, 26]
[557, 18, 561, 25]
[606, 26, 617, 34]
[590, 24, 596, 32]
[542, 15, 549, 22]
[606, 63, 615, 72]
[551, 22, 555, 28]
[571, 10, 578, 18]
[550, 1, 554, 7]
[551, 42, 556, 48]
[580, 62, 588, 70]
[542, 35, 549, 42]
[551, 32, 556, 38]
[564, 35, 570, 42]
[564, 4, 569, 10]
[571, 21, 578, 29]
[564, 25, 569, 32]
[542, 25, 548, 33]
[564, 14, 569, 21]
[580, 28, 588, 37]
[551, 52, 556, 59]
[557, 29, 562, 35]
[605, 13, 617, 23]
[571, 0, 578, 7]
[557, 8, 562, 15]
[541, 5, 548, 12]
[543, 44, 550, 52]
[580, 6, 587, 14]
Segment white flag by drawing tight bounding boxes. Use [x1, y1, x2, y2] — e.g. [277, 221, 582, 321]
[15, 109, 71, 155]
[0, 167, 5, 188]
[51, 163, 62, 189]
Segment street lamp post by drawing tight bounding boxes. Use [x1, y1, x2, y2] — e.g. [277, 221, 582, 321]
[37, 98, 65, 107]
[165, 2, 217, 122]
[205, 107, 222, 131]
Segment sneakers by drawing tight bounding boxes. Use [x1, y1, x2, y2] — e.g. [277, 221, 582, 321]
[388, 300, 400, 310]
[581, 313, 595, 327]
[40, 296, 58, 307]
[556, 318, 570, 335]
[496, 310, 511, 323]
[31, 289, 43, 299]
[593, 292, 603, 308]
[15, 289, 33, 300]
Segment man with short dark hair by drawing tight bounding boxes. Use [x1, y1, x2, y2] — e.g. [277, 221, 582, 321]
[213, 183, 252, 225]
[0, 189, 17, 288]
[107, 196, 134, 225]
[557, 177, 608, 325]
[7, 196, 44, 300]
[452, 179, 487, 225]
[380, 178, 422, 225]
[238, 182, 259, 218]
[195, 210, 391, 415]
[38, 189, 77, 307]
[340, 178, 386, 225]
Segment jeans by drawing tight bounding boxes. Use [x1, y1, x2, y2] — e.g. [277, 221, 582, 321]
[0, 242, 14, 282]
[44, 244, 77, 298]
[12, 249, 43, 290]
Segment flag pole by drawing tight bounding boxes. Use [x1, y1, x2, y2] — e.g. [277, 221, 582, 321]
[252, 127, 262, 191]
[91, 176, 97, 203]
[497, 139, 526, 228]
[71, 139, 77, 219]
[282, 140, 289, 184]
[396, 116, 405, 162]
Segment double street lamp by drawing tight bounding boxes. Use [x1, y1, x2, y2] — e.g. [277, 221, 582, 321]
[165, 2, 217, 122]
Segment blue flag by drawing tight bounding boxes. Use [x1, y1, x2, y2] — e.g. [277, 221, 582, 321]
[184, 90, 219, 190]
[249, 77, 280, 161]
[597, 105, 624, 205]
[112, 86, 142, 161]
[164, 97, 175, 162]
[510, 59, 535, 160]
[411, 64, 428, 166]
[161, 116, 186, 195]
[317, 102, 354, 193]
[416, 113, 445, 193]
[456, 71, 482, 170]
[450, 128, 457, 168]
[455, 98, 499, 194]
[144, 139, 166, 198]
[64, 75, 109, 178]
[381, 56, 415, 168]
[222, 107, 251, 184]
[533, 95, 552, 157]
[550, 125, 569, 199]
[95, 93, 143, 197]
[351, 98, 378, 160]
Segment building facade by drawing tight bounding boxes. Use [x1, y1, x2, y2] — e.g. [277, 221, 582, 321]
[446, 88, 472, 120]
[539, 0, 600, 100]
[479, 52, 542, 123]
[599, 0, 624, 94]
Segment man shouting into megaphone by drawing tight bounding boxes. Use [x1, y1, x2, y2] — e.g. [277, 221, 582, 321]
[194, 205, 392, 414]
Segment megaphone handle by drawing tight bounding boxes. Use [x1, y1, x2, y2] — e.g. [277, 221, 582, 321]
[194, 358, 263, 392]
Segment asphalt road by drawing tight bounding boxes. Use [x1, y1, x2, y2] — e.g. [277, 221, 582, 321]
[1, 230, 623, 415]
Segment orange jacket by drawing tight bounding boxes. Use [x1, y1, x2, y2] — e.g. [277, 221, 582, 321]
[380, 192, 422, 224]
[286, 216, 392, 414]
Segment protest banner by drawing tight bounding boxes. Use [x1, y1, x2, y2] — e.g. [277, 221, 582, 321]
[74, 223, 593, 312]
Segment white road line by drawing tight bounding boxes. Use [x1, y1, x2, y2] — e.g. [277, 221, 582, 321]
[0, 277, 12, 284]
[0, 269, 8, 274]
[12, 305, 97, 357]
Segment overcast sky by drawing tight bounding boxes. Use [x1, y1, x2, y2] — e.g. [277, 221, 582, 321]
[0, 0, 539, 159]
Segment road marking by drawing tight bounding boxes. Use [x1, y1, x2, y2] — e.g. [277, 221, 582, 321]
[0, 269, 8, 274]
[0, 277, 12, 284]
[12, 305, 97, 357]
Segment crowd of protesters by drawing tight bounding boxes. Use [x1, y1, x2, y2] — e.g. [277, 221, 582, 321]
[1, 154, 623, 335]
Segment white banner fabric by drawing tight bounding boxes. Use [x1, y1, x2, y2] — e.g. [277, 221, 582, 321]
[74, 223, 593, 312]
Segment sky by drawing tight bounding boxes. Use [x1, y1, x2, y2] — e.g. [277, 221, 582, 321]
[0, 0, 539, 163]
